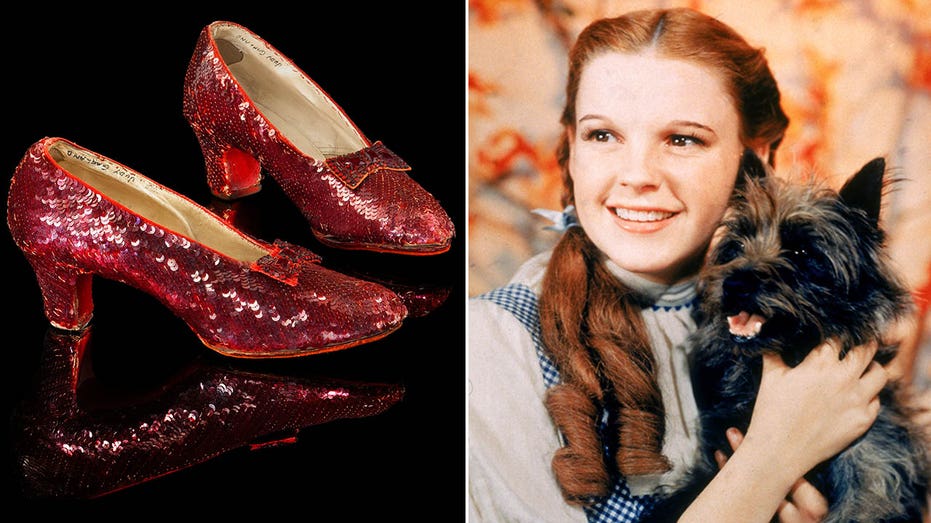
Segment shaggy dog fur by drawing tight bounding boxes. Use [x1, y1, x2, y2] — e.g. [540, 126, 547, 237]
[642, 152, 929, 522]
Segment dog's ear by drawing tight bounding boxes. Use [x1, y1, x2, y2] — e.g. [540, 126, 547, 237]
[734, 149, 768, 194]
[838, 157, 885, 226]
[741, 149, 768, 180]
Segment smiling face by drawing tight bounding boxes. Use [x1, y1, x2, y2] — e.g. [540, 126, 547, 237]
[568, 51, 748, 284]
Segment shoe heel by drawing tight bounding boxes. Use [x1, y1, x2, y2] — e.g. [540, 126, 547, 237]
[191, 126, 261, 199]
[30, 259, 94, 331]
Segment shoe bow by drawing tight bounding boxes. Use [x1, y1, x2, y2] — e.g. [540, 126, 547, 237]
[324, 141, 411, 189]
[253, 240, 322, 286]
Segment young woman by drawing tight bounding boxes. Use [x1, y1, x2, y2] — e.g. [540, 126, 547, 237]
[468, 8, 890, 522]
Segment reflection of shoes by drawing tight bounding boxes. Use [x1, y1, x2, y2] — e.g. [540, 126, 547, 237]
[7, 137, 408, 358]
[12, 327, 405, 498]
[183, 21, 455, 255]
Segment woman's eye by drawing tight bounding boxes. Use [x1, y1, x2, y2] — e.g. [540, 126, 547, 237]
[583, 129, 614, 142]
[669, 134, 704, 147]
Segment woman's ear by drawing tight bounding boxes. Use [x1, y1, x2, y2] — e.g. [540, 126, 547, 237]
[566, 126, 576, 147]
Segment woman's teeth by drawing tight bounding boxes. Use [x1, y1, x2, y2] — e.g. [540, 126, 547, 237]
[614, 208, 674, 222]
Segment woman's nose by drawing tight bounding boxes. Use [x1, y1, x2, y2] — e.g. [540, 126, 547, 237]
[615, 144, 660, 190]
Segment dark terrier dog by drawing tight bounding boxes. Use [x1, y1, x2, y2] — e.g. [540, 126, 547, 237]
[643, 152, 929, 522]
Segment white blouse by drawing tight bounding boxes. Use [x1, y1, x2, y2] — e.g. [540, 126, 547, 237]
[468, 251, 700, 522]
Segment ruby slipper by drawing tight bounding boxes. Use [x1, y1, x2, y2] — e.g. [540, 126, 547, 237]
[183, 21, 455, 255]
[7, 137, 408, 358]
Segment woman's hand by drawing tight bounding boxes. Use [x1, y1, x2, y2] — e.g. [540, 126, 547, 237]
[713, 338, 890, 523]
[681, 339, 888, 523]
[716, 428, 828, 522]
[742, 338, 888, 481]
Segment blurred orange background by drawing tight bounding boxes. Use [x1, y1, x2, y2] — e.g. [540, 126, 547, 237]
[468, 0, 931, 386]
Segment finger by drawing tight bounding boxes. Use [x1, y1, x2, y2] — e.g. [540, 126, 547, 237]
[712, 428, 743, 471]
[842, 339, 879, 370]
[811, 337, 842, 358]
[776, 499, 823, 523]
[714, 450, 727, 469]
[726, 427, 744, 451]
[867, 394, 882, 422]
[800, 338, 845, 367]
[862, 339, 880, 362]
[787, 477, 829, 519]
[775, 498, 804, 523]
[859, 360, 889, 398]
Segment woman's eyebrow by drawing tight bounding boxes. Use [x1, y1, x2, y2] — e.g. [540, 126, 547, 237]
[578, 114, 611, 124]
[668, 120, 718, 136]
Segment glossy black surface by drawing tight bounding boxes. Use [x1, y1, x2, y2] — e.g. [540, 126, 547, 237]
[3, 4, 464, 516]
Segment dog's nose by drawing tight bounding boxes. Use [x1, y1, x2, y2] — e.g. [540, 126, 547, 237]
[723, 272, 756, 300]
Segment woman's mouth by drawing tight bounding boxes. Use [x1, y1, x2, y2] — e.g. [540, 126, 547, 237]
[613, 207, 676, 222]
[610, 206, 677, 233]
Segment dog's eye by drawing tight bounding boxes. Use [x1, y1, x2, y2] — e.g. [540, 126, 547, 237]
[715, 240, 744, 263]
[785, 247, 809, 265]
[785, 246, 832, 280]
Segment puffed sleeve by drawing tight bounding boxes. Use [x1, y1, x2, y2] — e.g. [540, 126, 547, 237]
[467, 296, 585, 523]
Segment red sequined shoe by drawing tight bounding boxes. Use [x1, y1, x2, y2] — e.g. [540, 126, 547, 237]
[183, 21, 455, 255]
[7, 137, 408, 358]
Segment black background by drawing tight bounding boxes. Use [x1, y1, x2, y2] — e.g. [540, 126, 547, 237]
[3, 5, 465, 518]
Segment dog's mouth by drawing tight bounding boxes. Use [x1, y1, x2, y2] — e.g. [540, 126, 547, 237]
[727, 310, 768, 342]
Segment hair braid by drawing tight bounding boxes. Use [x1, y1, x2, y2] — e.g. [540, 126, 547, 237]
[540, 227, 670, 504]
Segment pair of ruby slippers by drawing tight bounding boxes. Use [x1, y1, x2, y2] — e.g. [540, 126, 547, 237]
[7, 21, 455, 359]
